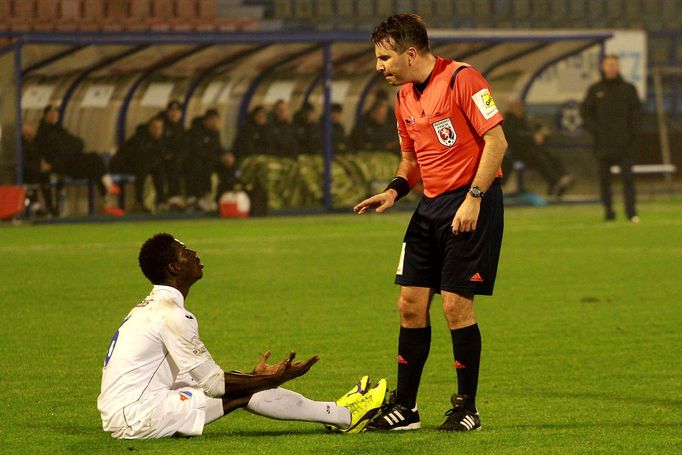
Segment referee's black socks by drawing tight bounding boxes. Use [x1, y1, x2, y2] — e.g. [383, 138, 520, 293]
[396, 326, 431, 410]
[450, 324, 481, 412]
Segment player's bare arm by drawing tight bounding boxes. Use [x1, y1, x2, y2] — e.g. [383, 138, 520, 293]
[451, 125, 507, 234]
[223, 351, 320, 398]
[354, 151, 420, 214]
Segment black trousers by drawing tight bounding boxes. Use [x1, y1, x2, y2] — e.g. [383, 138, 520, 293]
[503, 144, 566, 190]
[134, 167, 165, 205]
[185, 160, 213, 198]
[596, 153, 637, 218]
[160, 156, 182, 199]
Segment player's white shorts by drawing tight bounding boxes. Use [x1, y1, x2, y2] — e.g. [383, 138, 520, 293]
[103, 387, 218, 439]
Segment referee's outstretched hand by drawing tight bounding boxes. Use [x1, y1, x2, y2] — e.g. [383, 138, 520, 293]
[354, 191, 397, 215]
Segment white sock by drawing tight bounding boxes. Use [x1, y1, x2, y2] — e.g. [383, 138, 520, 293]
[101, 174, 114, 191]
[246, 388, 350, 429]
[204, 397, 225, 425]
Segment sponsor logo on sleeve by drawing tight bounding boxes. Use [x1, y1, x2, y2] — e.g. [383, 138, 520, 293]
[179, 390, 193, 401]
[472, 88, 499, 120]
[432, 117, 457, 146]
[190, 336, 208, 355]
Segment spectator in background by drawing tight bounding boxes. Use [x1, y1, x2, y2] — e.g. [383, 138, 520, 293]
[160, 100, 187, 211]
[232, 105, 272, 158]
[349, 99, 399, 152]
[22, 122, 55, 217]
[111, 116, 166, 213]
[293, 101, 321, 154]
[269, 99, 298, 158]
[328, 103, 348, 155]
[186, 109, 231, 212]
[581, 54, 640, 222]
[35, 105, 123, 216]
[503, 99, 573, 198]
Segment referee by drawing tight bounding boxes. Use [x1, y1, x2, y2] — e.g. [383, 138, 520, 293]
[354, 14, 507, 432]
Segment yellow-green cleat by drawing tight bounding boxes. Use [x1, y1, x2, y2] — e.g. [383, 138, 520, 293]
[342, 379, 388, 433]
[336, 375, 371, 407]
[324, 375, 372, 432]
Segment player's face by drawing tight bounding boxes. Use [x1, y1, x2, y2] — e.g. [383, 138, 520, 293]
[375, 42, 410, 86]
[45, 108, 60, 124]
[205, 115, 220, 131]
[167, 108, 182, 123]
[601, 57, 620, 80]
[173, 240, 204, 281]
[255, 110, 267, 125]
[149, 120, 164, 140]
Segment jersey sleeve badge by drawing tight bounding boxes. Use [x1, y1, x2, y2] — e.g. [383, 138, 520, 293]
[432, 117, 457, 146]
[472, 88, 499, 120]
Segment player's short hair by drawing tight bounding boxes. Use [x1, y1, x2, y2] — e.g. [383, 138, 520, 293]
[138, 233, 178, 284]
[371, 13, 430, 54]
[601, 54, 619, 62]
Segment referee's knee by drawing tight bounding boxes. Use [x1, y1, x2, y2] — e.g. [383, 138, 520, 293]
[397, 294, 429, 328]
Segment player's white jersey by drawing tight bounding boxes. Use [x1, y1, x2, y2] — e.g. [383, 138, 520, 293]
[97, 285, 214, 430]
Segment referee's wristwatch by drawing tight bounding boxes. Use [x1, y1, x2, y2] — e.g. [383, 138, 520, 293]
[468, 186, 485, 198]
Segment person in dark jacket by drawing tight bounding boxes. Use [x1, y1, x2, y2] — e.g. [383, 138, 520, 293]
[269, 100, 299, 158]
[160, 100, 187, 210]
[503, 99, 573, 198]
[328, 103, 348, 155]
[581, 54, 641, 222]
[110, 116, 166, 212]
[35, 105, 123, 216]
[22, 122, 55, 216]
[293, 101, 321, 155]
[348, 99, 399, 152]
[185, 109, 228, 211]
[232, 105, 272, 158]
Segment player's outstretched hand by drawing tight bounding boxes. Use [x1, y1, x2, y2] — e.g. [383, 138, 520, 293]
[353, 191, 397, 215]
[254, 350, 319, 382]
[279, 351, 320, 382]
[253, 350, 278, 375]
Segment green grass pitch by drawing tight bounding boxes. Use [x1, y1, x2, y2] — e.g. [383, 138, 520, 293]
[1, 200, 681, 454]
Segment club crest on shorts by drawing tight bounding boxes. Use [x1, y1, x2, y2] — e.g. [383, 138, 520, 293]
[179, 390, 193, 401]
[432, 117, 457, 146]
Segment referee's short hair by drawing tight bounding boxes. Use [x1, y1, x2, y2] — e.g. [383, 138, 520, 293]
[371, 13, 430, 54]
[139, 233, 177, 284]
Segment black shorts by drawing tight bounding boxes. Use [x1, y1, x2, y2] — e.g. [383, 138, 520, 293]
[395, 180, 504, 296]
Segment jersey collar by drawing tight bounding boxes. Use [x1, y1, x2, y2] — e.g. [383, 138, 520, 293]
[152, 285, 185, 309]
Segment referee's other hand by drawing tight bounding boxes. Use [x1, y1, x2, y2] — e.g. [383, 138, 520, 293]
[354, 190, 397, 214]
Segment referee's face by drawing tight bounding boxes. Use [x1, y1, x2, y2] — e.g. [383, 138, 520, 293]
[375, 42, 410, 86]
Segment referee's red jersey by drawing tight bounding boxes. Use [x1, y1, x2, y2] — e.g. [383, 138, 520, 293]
[395, 57, 504, 197]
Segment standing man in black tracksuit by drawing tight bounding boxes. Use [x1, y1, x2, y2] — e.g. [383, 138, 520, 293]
[581, 54, 641, 222]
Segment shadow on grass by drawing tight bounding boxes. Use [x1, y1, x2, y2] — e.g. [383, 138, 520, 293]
[205, 428, 328, 437]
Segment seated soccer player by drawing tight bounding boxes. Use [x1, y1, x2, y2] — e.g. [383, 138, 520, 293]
[97, 233, 386, 439]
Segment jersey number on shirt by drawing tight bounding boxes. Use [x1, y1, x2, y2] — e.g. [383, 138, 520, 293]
[103, 316, 130, 367]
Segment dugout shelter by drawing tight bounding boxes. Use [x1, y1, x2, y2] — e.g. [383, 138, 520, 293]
[0, 28, 613, 213]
